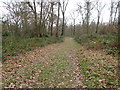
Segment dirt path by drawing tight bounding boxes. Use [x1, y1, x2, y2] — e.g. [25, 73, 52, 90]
[2, 37, 86, 88]
[2, 37, 118, 88]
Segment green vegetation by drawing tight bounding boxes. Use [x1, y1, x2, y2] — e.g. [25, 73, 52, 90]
[38, 55, 73, 88]
[2, 37, 64, 61]
[75, 34, 118, 88]
[77, 48, 118, 88]
[75, 34, 118, 56]
[2, 38, 79, 88]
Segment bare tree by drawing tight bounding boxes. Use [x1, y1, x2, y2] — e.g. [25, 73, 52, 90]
[56, 1, 60, 37]
[3, 1, 23, 37]
[77, 0, 94, 34]
[70, 23, 73, 36]
[50, 2, 54, 36]
[95, 1, 105, 33]
[77, 3, 86, 32]
[118, 1, 120, 61]
[39, 0, 43, 37]
[109, 0, 114, 24]
[3, 0, 62, 38]
[85, 0, 95, 34]
[26, 0, 38, 36]
[70, 12, 77, 35]
[42, 2, 51, 36]
[113, 2, 119, 24]
[118, 1, 120, 34]
[86, 1, 90, 34]
[78, 0, 94, 34]
[60, 0, 69, 36]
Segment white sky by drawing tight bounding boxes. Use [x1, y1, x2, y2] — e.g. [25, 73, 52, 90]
[65, 0, 118, 24]
[0, 0, 119, 24]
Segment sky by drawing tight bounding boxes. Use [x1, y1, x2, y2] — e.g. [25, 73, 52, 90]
[65, 0, 117, 24]
[0, 0, 119, 24]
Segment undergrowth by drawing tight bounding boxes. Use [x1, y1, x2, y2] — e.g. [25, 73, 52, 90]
[75, 34, 118, 88]
[2, 36, 64, 62]
[75, 34, 118, 56]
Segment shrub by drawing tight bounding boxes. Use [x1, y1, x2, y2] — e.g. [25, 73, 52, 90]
[75, 34, 118, 56]
[107, 48, 118, 56]
[2, 31, 10, 37]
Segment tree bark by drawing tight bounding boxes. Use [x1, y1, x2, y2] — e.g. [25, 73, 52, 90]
[109, 1, 114, 24]
[73, 19, 75, 35]
[118, 1, 120, 46]
[61, 12, 65, 36]
[86, 1, 90, 34]
[113, 3, 118, 25]
[27, 1, 38, 36]
[50, 2, 54, 36]
[56, 2, 60, 37]
[96, 15, 100, 33]
[39, 1, 43, 37]
[118, 1, 120, 76]
[33, 1, 38, 36]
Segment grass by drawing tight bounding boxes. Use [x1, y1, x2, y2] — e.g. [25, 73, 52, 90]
[77, 48, 118, 88]
[2, 36, 64, 61]
[37, 51, 73, 88]
[75, 34, 118, 88]
[2, 37, 75, 88]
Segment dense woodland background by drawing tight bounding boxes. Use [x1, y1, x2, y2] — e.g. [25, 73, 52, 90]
[1, 0, 119, 37]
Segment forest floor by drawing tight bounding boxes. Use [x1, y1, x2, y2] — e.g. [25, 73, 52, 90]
[2, 37, 118, 88]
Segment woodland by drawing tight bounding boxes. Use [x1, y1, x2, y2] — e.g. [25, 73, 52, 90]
[1, 0, 120, 88]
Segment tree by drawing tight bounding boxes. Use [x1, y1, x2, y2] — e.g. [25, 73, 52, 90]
[3, 0, 63, 38]
[118, 1, 120, 38]
[70, 23, 73, 36]
[109, 0, 114, 24]
[39, 0, 43, 37]
[118, 1, 120, 71]
[86, 1, 90, 34]
[3, 1, 23, 37]
[95, 1, 105, 33]
[50, 2, 54, 36]
[60, 0, 69, 36]
[77, 0, 94, 34]
[19, 2, 31, 37]
[42, 2, 50, 36]
[26, 0, 38, 36]
[77, 3, 86, 33]
[56, 1, 60, 37]
[113, 2, 119, 25]
[70, 12, 77, 35]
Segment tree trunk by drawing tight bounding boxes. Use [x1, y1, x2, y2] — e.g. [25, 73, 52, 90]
[118, 1, 120, 27]
[109, 1, 114, 24]
[86, 2, 90, 34]
[61, 12, 65, 36]
[71, 24, 73, 36]
[50, 3, 54, 36]
[82, 19, 85, 32]
[113, 3, 118, 25]
[73, 19, 75, 35]
[39, 1, 43, 37]
[118, 1, 120, 75]
[56, 2, 60, 37]
[118, 1, 120, 46]
[96, 15, 100, 33]
[33, 1, 38, 36]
